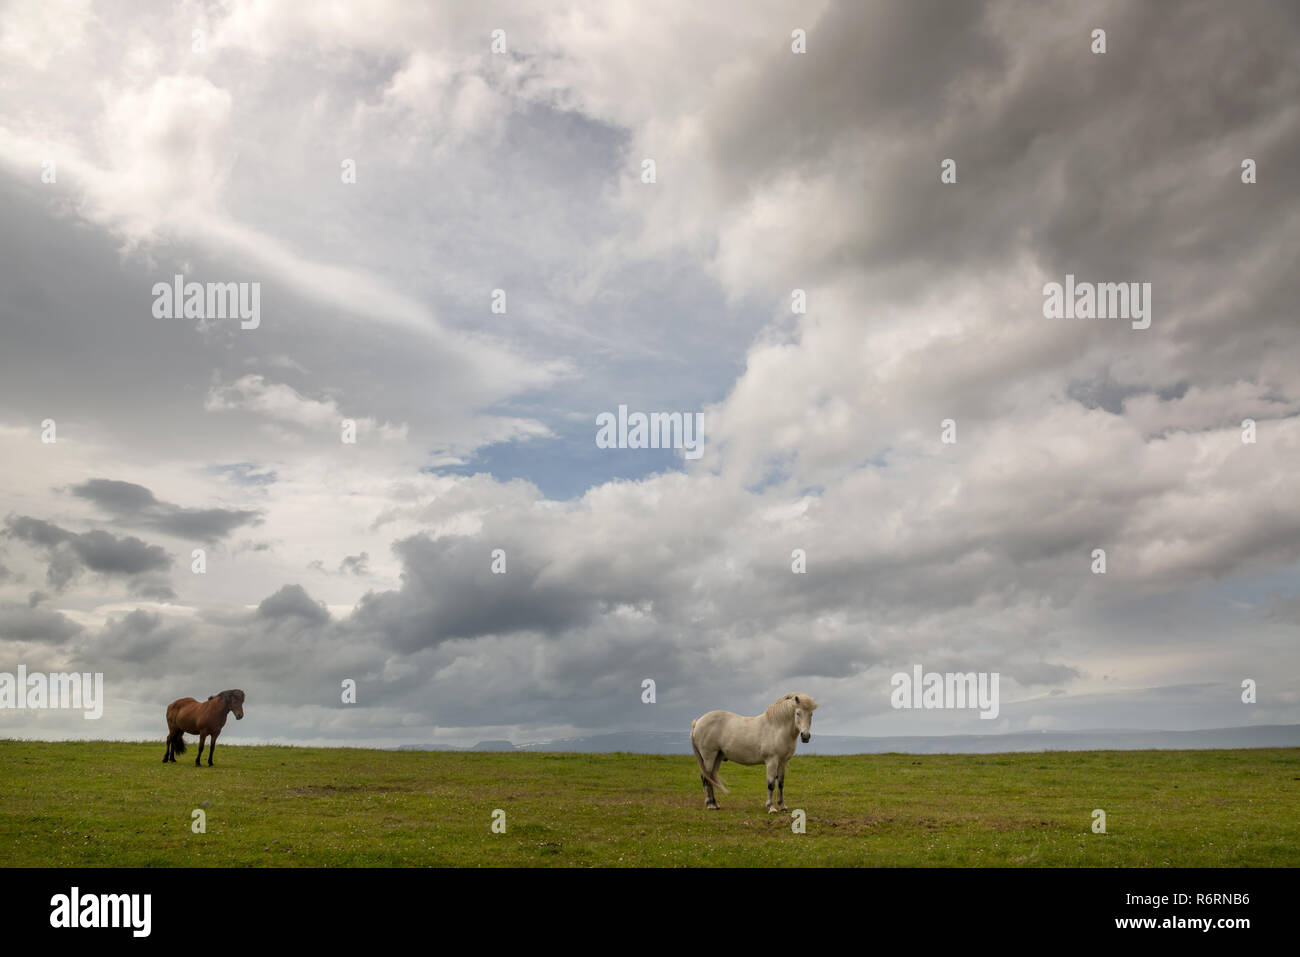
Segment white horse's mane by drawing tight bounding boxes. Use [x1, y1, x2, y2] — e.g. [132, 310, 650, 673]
[765, 692, 819, 721]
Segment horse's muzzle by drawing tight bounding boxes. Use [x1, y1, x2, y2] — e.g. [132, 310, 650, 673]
[801, 733, 810, 743]
[235, 714, 243, 720]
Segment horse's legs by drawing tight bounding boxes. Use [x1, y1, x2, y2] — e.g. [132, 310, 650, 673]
[699, 770, 714, 808]
[765, 757, 782, 813]
[776, 760, 788, 811]
[163, 723, 172, 763]
[707, 754, 723, 809]
[697, 747, 719, 808]
[207, 731, 218, 766]
[195, 733, 207, 767]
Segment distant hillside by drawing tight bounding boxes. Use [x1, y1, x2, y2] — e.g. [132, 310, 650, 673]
[398, 725, 1300, 755]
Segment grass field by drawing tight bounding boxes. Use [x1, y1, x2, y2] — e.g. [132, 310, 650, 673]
[1, 740, 1296, 867]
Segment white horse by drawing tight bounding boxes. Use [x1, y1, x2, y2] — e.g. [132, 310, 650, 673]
[691, 692, 819, 811]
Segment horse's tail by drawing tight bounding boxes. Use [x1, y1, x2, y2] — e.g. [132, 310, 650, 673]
[168, 728, 186, 755]
[691, 720, 729, 793]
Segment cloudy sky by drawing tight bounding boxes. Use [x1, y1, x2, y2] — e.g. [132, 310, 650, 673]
[1, 0, 1297, 748]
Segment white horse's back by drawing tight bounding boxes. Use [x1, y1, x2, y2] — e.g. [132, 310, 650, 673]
[692, 709, 767, 764]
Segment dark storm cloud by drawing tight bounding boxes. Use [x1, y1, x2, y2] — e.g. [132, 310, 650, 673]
[257, 583, 330, 624]
[132, 580, 179, 601]
[90, 609, 177, 664]
[710, 0, 1003, 189]
[70, 479, 154, 511]
[339, 552, 370, 576]
[709, 0, 1300, 381]
[346, 533, 602, 651]
[4, 516, 69, 549]
[0, 602, 84, 644]
[1001, 659, 1082, 687]
[70, 478, 262, 542]
[47, 528, 168, 577]
[781, 636, 883, 680]
[4, 515, 173, 592]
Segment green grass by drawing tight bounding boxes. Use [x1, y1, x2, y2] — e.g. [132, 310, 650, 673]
[1, 741, 1296, 866]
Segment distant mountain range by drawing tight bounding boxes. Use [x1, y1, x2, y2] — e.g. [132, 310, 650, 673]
[396, 724, 1300, 755]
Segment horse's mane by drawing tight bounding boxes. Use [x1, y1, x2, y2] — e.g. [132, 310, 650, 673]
[765, 692, 818, 720]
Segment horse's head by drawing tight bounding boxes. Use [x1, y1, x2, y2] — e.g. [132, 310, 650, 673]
[222, 690, 246, 720]
[791, 693, 818, 743]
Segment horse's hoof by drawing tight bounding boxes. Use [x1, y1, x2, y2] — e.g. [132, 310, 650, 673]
[767, 806, 779, 814]
[706, 804, 720, 810]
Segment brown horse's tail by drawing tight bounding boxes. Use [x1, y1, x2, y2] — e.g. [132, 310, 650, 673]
[168, 728, 187, 755]
[691, 720, 729, 793]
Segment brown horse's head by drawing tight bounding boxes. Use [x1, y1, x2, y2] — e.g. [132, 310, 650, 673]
[213, 689, 246, 720]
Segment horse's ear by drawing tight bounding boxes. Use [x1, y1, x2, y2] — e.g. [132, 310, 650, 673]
[794, 695, 802, 706]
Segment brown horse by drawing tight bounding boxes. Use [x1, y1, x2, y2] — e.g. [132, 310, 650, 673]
[164, 690, 246, 766]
